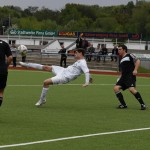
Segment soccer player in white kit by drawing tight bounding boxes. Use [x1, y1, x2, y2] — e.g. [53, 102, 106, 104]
[19, 48, 92, 106]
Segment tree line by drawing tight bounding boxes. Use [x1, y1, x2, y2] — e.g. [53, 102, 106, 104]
[0, 0, 150, 40]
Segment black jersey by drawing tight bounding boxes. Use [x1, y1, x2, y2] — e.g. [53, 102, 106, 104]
[119, 53, 136, 78]
[0, 40, 12, 74]
[117, 53, 137, 90]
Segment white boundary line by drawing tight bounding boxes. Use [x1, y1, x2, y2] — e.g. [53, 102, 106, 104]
[8, 84, 150, 87]
[0, 127, 150, 148]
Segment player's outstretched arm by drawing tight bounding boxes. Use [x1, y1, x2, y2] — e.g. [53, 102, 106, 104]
[82, 73, 93, 87]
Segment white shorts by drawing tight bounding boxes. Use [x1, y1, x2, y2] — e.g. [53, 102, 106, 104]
[51, 65, 69, 84]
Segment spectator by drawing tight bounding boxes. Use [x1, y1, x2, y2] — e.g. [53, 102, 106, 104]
[11, 42, 17, 67]
[86, 43, 95, 62]
[111, 45, 118, 62]
[101, 44, 108, 62]
[76, 34, 83, 48]
[95, 43, 101, 61]
[82, 37, 89, 50]
[18, 45, 28, 62]
[58, 44, 67, 68]
[21, 51, 27, 62]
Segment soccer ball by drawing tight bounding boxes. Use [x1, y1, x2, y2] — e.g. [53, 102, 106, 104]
[18, 45, 28, 53]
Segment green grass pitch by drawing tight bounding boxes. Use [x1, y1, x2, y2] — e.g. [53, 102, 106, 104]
[0, 70, 150, 150]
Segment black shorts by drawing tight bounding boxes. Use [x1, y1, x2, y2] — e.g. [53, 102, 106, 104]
[116, 75, 136, 91]
[0, 73, 8, 89]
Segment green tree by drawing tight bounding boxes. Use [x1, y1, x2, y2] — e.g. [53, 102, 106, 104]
[41, 19, 58, 30]
[128, 2, 150, 39]
[93, 17, 120, 32]
[58, 4, 81, 25]
[0, 1, 150, 40]
[18, 17, 41, 30]
[34, 7, 60, 22]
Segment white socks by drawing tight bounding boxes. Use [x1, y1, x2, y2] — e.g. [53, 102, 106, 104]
[40, 87, 49, 100]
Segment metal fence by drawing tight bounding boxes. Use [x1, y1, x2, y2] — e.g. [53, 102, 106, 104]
[14, 51, 150, 72]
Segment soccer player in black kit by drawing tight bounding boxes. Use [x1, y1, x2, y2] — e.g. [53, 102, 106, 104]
[113, 44, 147, 110]
[0, 40, 12, 106]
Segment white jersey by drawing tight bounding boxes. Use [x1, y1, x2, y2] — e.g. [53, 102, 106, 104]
[51, 59, 90, 85]
[63, 59, 89, 81]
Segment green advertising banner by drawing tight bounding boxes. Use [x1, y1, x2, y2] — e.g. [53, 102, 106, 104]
[9, 29, 142, 40]
[9, 29, 57, 37]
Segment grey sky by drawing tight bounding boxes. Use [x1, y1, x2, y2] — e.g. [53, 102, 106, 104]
[0, 0, 139, 10]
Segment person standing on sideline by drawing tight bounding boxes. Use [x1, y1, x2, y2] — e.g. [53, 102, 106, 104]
[11, 42, 17, 67]
[58, 44, 67, 68]
[19, 48, 93, 107]
[94, 43, 101, 61]
[81, 37, 89, 50]
[21, 49, 27, 62]
[0, 40, 12, 106]
[76, 34, 83, 48]
[101, 44, 108, 62]
[86, 43, 95, 62]
[111, 45, 118, 62]
[18, 45, 27, 62]
[113, 44, 147, 110]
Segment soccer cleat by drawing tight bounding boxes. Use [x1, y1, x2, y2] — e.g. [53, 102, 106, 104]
[141, 104, 147, 110]
[35, 99, 46, 106]
[19, 62, 29, 67]
[117, 104, 128, 109]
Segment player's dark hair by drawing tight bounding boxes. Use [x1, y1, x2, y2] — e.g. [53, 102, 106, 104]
[75, 48, 85, 56]
[119, 44, 128, 52]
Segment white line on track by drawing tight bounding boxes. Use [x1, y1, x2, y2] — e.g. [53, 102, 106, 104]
[8, 84, 150, 86]
[0, 127, 150, 148]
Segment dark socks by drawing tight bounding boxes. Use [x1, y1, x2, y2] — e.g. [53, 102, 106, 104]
[116, 92, 127, 106]
[134, 92, 145, 105]
[0, 97, 3, 106]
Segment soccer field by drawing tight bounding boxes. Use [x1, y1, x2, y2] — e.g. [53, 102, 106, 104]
[0, 70, 150, 150]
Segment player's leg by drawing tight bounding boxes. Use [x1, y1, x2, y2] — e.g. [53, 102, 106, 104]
[114, 85, 127, 108]
[35, 74, 69, 107]
[19, 62, 44, 70]
[60, 58, 63, 66]
[35, 78, 53, 106]
[64, 58, 67, 68]
[19, 62, 53, 72]
[43, 65, 52, 72]
[0, 73, 8, 107]
[129, 87, 147, 110]
[35, 66, 65, 107]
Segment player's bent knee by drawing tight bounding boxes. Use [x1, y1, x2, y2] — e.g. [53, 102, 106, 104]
[43, 79, 53, 87]
[113, 86, 120, 92]
[129, 87, 137, 94]
[43, 66, 51, 71]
